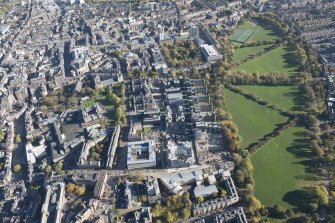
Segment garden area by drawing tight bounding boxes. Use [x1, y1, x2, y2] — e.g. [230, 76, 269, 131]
[161, 40, 201, 67]
[152, 193, 192, 223]
[40, 79, 126, 126]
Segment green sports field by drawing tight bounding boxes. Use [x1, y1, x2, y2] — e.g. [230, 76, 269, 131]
[230, 21, 279, 44]
[251, 126, 318, 208]
[232, 45, 272, 64]
[230, 28, 254, 43]
[239, 85, 305, 112]
[223, 87, 288, 147]
[234, 45, 300, 74]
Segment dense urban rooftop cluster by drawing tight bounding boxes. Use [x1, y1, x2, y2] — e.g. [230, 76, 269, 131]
[0, 0, 332, 222]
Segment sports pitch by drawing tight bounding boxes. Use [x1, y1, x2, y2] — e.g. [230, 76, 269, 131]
[230, 28, 254, 43]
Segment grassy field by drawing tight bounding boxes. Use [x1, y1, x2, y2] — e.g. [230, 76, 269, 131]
[230, 21, 279, 44]
[234, 45, 300, 74]
[223, 88, 288, 147]
[251, 126, 319, 208]
[239, 85, 305, 112]
[232, 45, 272, 64]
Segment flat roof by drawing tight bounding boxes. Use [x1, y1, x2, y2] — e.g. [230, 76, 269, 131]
[194, 185, 218, 198]
[127, 140, 156, 165]
[201, 44, 220, 56]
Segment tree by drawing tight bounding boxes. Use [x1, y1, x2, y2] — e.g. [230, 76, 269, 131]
[248, 196, 262, 212]
[56, 161, 63, 174]
[110, 93, 121, 105]
[197, 195, 205, 203]
[315, 185, 328, 205]
[291, 214, 311, 223]
[271, 205, 286, 218]
[75, 185, 86, 196]
[67, 96, 78, 107]
[115, 209, 121, 223]
[181, 207, 191, 219]
[307, 203, 318, 213]
[171, 71, 177, 78]
[232, 153, 242, 164]
[212, 192, 218, 199]
[260, 208, 269, 217]
[166, 212, 174, 223]
[152, 202, 162, 217]
[245, 183, 255, 195]
[45, 165, 52, 173]
[0, 125, 4, 141]
[150, 71, 158, 78]
[236, 170, 245, 184]
[111, 196, 116, 204]
[220, 189, 227, 197]
[285, 208, 294, 217]
[15, 134, 21, 143]
[66, 183, 76, 193]
[204, 73, 211, 84]
[140, 195, 148, 204]
[243, 157, 254, 172]
[40, 105, 48, 113]
[140, 71, 147, 78]
[331, 191, 335, 199]
[13, 164, 21, 173]
[326, 154, 334, 162]
[307, 115, 318, 127]
[311, 140, 324, 157]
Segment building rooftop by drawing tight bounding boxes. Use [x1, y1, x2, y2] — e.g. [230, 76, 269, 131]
[194, 184, 218, 198]
[127, 140, 156, 169]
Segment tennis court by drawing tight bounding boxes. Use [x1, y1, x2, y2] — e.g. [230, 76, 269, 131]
[230, 28, 254, 43]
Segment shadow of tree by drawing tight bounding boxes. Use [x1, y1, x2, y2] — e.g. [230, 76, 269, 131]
[283, 190, 311, 210]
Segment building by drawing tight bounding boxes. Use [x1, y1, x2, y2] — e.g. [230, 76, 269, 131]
[106, 125, 121, 169]
[200, 44, 223, 62]
[127, 140, 156, 169]
[151, 48, 168, 74]
[41, 182, 65, 223]
[214, 207, 248, 223]
[189, 26, 199, 38]
[167, 140, 195, 168]
[93, 172, 108, 199]
[160, 169, 204, 195]
[125, 180, 142, 208]
[146, 177, 161, 204]
[194, 185, 218, 198]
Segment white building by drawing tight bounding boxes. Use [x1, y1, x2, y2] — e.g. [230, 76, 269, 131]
[127, 140, 156, 169]
[200, 44, 223, 62]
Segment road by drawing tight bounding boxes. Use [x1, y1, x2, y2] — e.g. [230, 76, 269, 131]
[54, 164, 210, 181]
[11, 115, 29, 183]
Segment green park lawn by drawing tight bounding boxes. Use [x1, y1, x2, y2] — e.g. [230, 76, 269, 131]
[223, 88, 288, 147]
[251, 126, 319, 208]
[239, 85, 305, 112]
[233, 45, 272, 64]
[234, 45, 300, 74]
